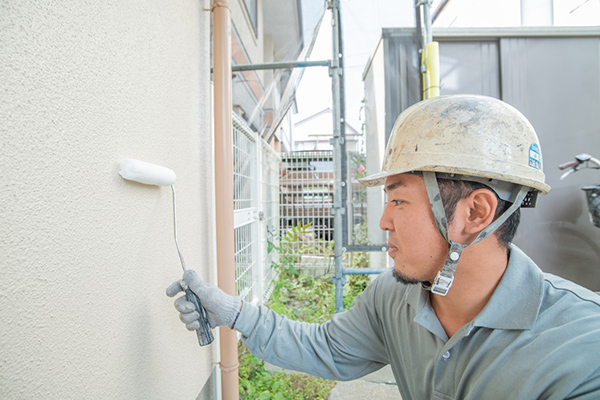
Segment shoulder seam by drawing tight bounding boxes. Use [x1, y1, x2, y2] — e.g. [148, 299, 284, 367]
[545, 279, 600, 307]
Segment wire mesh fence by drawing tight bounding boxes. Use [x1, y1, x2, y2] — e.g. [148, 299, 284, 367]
[279, 151, 335, 275]
[233, 126, 375, 305]
[260, 139, 281, 298]
[232, 113, 280, 305]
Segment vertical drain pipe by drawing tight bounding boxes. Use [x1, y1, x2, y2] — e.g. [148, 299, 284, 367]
[212, 1, 239, 399]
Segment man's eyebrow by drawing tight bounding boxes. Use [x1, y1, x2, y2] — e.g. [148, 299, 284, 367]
[383, 181, 406, 193]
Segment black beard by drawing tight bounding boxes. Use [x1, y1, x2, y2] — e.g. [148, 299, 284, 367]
[392, 270, 422, 285]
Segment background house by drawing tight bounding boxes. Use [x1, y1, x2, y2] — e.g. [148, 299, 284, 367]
[291, 108, 361, 152]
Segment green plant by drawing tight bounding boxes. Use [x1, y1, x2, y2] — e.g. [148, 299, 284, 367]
[239, 342, 336, 400]
[241, 221, 372, 398]
[267, 222, 337, 323]
[268, 221, 314, 278]
[269, 272, 336, 324]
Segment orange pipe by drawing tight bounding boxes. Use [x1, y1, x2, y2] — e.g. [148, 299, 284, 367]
[212, 1, 239, 399]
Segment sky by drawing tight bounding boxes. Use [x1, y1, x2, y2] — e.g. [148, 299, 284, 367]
[293, 0, 416, 134]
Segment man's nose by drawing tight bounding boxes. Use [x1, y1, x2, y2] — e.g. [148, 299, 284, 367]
[379, 204, 393, 231]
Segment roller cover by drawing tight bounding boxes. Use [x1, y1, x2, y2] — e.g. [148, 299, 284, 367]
[118, 158, 176, 186]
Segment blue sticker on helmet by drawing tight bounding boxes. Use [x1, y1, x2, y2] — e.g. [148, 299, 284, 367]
[529, 144, 541, 170]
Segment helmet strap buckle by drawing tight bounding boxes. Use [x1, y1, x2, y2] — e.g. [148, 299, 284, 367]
[429, 241, 465, 296]
[430, 272, 454, 296]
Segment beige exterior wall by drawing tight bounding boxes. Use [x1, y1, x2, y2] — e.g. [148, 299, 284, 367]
[1, 1, 216, 399]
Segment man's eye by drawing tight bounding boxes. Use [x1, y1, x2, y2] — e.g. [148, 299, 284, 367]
[391, 200, 402, 206]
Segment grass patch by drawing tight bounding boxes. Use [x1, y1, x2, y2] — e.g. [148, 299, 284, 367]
[239, 223, 370, 399]
[239, 343, 336, 400]
[238, 270, 340, 400]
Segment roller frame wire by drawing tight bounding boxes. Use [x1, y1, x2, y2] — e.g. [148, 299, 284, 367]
[171, 185, 214, 346]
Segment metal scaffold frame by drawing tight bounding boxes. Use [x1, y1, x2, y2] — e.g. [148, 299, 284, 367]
[233, 0, 400, 313]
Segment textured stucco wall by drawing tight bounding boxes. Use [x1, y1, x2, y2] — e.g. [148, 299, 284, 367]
[1, 1, 216, 398]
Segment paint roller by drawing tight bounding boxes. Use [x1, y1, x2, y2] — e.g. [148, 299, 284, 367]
[118, 158, 214, 346]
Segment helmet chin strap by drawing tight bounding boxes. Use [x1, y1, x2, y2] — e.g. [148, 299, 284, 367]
[421, 172, 529, 296]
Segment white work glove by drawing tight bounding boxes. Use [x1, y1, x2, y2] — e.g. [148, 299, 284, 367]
[166, 270, 241, 330]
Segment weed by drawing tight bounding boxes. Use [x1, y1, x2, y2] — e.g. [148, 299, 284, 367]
[240, 222, 371, 399]
[239, 343, 336, 400]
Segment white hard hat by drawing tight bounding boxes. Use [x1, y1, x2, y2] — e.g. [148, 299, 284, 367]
[360, 94, 551, 196]
[362, 94, 551, 296]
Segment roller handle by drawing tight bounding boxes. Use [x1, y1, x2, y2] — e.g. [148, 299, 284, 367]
[185, 289, 214, 346]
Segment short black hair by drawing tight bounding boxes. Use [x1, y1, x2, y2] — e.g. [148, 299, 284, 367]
[437, 179, 520, 248]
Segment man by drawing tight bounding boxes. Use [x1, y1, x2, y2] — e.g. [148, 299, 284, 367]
[167, 95, 600, 399]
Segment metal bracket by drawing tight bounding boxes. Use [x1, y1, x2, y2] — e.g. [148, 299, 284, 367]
[415, 0, 433, 8]
[331, 207, 346, 216]
[329, 136, 345, 145]
[430, 272, 454, 296]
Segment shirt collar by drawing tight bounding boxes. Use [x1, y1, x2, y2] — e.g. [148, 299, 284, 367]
[406, 283, 449, 340]
[473, 244, 544, 330]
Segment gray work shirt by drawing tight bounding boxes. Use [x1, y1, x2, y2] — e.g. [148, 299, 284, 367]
[235, 245, 600, 399]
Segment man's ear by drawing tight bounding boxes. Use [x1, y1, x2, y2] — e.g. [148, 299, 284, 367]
[462, 189, 498, 235]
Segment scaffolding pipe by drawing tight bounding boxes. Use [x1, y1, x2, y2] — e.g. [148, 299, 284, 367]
[343, 268, 389, 275]
[423, 0, 433, 44]
[232, 60, 330, 72]
[212, 1, 239, 399]
[432, 0, 452, 23]
[417, 0, 439, 100]
[416, 0, 433, 49]
[329, 0, 346, 313]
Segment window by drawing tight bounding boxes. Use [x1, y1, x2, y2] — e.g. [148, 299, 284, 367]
[243, 0, 258, 35]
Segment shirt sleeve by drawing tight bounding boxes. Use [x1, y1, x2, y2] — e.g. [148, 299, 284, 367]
[233, 278, 390, 381]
